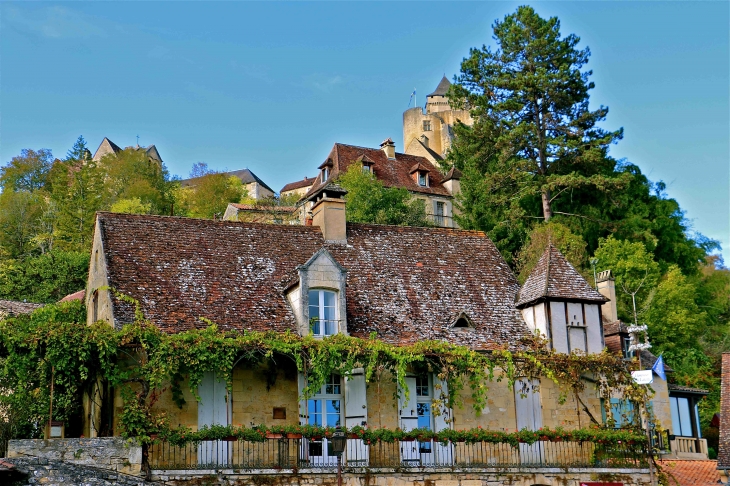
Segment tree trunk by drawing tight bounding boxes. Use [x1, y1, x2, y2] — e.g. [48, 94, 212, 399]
[541, 188, 552, 221]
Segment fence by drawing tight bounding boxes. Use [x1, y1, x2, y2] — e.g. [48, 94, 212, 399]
[148, 437, 649, 471]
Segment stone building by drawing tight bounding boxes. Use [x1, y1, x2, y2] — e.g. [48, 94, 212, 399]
[402, 76, 473, 164]
[298, 139, 460, 227]
[92, 137, 163, 164]
[180, 168, 275, 200]
[280, 176, 316, 200]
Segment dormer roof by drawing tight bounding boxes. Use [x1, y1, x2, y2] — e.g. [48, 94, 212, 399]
[516, 245, 607, 308]
[409, 161, 430, 174]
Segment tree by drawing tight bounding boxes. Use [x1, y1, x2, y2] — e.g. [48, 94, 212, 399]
[174, 167, 246, 219]
[516, 221, 587, 283]
[337, 164, 430, 227]
[110, 198, 152, 215]
[0, 190, 45, 258]
[49, 137, 107, 251]
[0, 148, 54, 192]
[593, 236, 660, 323]
[449, 5, 626, 227]
[0, 249, 89, 303]
[100, 148, 173, 215]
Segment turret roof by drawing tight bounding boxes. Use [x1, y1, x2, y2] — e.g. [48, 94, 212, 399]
[428, 76, 451, 97]
[516, 244, 607, 307]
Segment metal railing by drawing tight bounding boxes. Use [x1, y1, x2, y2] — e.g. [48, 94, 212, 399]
[148, 437, 649, 471]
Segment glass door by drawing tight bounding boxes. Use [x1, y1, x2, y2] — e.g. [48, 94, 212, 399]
[307, 375, 342, 466]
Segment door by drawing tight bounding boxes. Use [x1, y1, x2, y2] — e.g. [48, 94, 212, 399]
[515, 378, 543, 465]
[198, 372, 231, 466]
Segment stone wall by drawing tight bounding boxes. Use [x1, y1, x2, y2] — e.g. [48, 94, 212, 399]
[4, 457, 149, 486]
[6, 437, 142, 475]
[718, 352, 730, 469]
[151, 468, 651, 486]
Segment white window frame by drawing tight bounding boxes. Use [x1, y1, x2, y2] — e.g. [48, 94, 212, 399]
[418, 171, 428, 187]
[308, 289, 339, 336]
[307, 374, 343, 465]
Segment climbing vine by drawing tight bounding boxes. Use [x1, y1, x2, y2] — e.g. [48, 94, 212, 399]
[0, 297, 652, 444]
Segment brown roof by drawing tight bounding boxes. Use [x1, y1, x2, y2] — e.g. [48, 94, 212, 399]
[229, 203, 296, 213]
[96, 212, 527, 349]
[0, 300, 44, 317]
[305, 143, 452, 199]
[659, 459, 719, 486]
[603, 320, 626, 335]
[516, 245, 607, 307]
[428, 76, 452, 97]
[59, 290, 85, 302]
[668, 383, 709, 395]
[281, 177, 316, 193]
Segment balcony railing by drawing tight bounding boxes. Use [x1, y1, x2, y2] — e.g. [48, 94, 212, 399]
[148, 437, 649, 471]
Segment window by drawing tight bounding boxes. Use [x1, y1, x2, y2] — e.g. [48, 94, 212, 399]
[309, 290, 338, 336]
[453, 317, 469, 328]
[622, 336, 635, 359]
[670, 396, 699, 437]
[307, 375, 342, 463]
[322, 168, 329, 180]
[434, 201, 445, 226]
[423, 120, 431, 131]
[603, 398, 635, 428]
[416, 375, 432, 453]
[362, 164, 372, 174]
[418, 172, 428, 187]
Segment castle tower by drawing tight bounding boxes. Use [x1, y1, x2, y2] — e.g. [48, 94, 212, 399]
[402, 76, 473, 164]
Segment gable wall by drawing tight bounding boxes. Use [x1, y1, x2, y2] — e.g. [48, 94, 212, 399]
[86, 218, 114, 327]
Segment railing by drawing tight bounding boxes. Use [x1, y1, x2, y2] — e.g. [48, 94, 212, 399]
[670, 436, 708, 457]
[148, 438, 649, 471]
[425, 214, 455, 228]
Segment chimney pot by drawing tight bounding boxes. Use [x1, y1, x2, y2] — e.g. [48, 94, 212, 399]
[380, 138, 396, 160]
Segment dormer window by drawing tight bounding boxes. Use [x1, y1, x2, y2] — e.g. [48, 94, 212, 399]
[309, 289, 338, 336]
[322, 167, 329, 180]
[362, 163, 372, 174]
[418, 171, 428, 187]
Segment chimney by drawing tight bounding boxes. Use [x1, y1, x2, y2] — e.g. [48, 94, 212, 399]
[309, 184, 348, 243]
[596, 270, 617, 322]
[380, 138, 396, 160]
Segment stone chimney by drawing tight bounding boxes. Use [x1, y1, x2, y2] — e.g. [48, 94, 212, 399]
[380, 138, 396, 160]
[596, 270, 617, 322]
[308, 183, 348, 243]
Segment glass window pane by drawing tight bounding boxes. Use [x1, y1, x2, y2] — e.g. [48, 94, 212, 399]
[417, 403, 431, 430]
[308, 399, 322, 426]
[678, 397, 692, 436]
[323, 291, 336, 307]
[327, 400, 341, 426]
[309, 291, 319, 307]
[325, 319, 336, 335]
[309, 441, 323, 456]
[670, 397, 681, 436]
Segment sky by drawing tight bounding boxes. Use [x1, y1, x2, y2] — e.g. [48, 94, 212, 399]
[1, 1, 728, 259]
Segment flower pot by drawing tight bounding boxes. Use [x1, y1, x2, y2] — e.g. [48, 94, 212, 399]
[223, 436, 237, 442]
[550, 437, 563, 442]
[266, 433, 283, 439]
[287, 433, 303, 439]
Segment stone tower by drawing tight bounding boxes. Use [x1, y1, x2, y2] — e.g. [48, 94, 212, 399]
[402, 76, 473, 164]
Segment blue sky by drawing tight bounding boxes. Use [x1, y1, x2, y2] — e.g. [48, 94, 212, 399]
[1, 2, 728, 258]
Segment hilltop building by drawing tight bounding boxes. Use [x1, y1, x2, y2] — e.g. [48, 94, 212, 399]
[92, 137, 163, 164]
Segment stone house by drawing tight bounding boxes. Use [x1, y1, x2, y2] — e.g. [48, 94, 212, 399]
[280, 176, 316, 200]
[92, 137, 163, 165]
[297, 140, 460, 228]
[81, 193, 661, 484]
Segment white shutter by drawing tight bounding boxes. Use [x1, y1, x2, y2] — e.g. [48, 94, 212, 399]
[432, 374, 453, 464]
[198, 372, 230, 465]
[297, 372, 309, 462]
[345, 368, 368, 466]
[398, 376, 419, 463]
[514, 378, 543, 464]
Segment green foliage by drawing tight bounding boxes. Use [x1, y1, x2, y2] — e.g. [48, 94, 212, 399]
[594, 236, 661, 322]
[0, 148, 54, 193]
[174, 165, 246, 219]
[0, 250, 89, 303]
[516, 221, 588, 283]
[338, 163, 431, 227]
[110, 197, 152, 215]
[0, 190, 46, 258]
[448, 5, 625, 224]
[0, 301, 117, 440]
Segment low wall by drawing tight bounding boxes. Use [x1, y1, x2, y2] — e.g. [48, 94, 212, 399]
[6, 437, 142, 475]
[3, 457, 149, 486]
[152, 468, 652, 486]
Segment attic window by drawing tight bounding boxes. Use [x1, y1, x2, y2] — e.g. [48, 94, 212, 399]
[418, 171, 428, 187]
[362, 163, 373, 174]
[453, 318, 469, 328]
[322, 167, 329, 180]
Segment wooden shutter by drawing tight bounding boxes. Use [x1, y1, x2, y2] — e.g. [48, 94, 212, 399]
[198, 372, 230, 465]
[345, 368, 368, 466]
[514, 378, 543, 465]
[398, 376, 419, 463]
[297, 372, 309, 461]
[432, 374, 453, 464]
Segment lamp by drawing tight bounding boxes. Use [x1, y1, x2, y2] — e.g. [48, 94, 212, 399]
[331, 427, 346, 486]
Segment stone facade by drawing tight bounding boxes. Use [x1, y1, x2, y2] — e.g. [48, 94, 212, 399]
[6, 437, 142, 475]
[717, 353, 730, 473]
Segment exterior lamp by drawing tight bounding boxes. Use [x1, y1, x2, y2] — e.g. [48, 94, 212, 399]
[331, 427, 347, 486]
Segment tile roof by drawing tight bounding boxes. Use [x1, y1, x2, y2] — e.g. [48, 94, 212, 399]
[428, 76, 452, 97]
[516, 245, 607, 307]
[669, 383, 709, 395]
[281, 177, 316, 193]
[59, 290, 85, 302]
[658, 459, 719, 486]
[229, 203, 296, 212]
[0, 300, 44, 317]
[305, 143, 452, 199]
[96, 212, 528, 349]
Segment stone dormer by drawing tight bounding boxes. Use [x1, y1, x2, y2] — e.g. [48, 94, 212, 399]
[516, 245, 608, 354]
